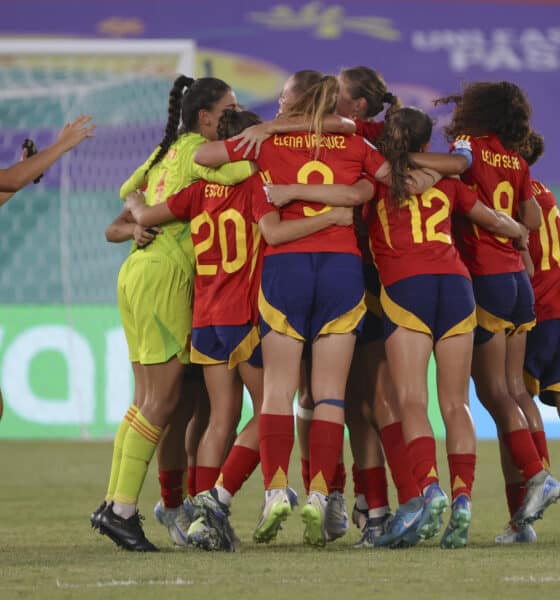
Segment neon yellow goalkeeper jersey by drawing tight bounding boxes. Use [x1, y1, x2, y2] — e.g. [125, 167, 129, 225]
[119, 132, 252, 273]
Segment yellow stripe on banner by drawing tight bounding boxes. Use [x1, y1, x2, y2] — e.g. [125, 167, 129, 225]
[476, 305, 514, 334]
[229, 325, 260, 369]
[440, 309, 477, 340]
[523, 370, 540, 396]
[510, 319, 537, 336]
[380, 286, 432, 336]
[190, 344, 224, 366]
[365, 290, 382, 318]
[318, 294, 367, 337]
[258, 287, 305, 341]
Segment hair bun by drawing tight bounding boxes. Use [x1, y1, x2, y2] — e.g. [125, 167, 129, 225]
[383, 92, 395, 104]
[174, 75, 194, 90]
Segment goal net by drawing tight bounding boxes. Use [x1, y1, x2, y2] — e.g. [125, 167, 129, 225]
[0, 39, 195, 438]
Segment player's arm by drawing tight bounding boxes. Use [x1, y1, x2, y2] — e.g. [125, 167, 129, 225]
[265, 178, 374, 208]
[230, 114, 356, 159]
[258, 206, 354, 246]
[124, 191, 176, 227]
[517, 196, 541, 231]
[105, 208, 161, 247]
[408, 152, 469, 175]
[0, 116, 95, 194]
[520, 247, 535, 278]
[194, 141, 230, 168]
[466, 200, 525, 242]
[191, 159, 255, 186]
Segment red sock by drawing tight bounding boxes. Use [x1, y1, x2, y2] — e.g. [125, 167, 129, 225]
[309, 419, 344, 496]
[380, 423, 421, 503]
[506, 482, 526, 518]
[352, 463, 364, 497]
[330, 461, 346, 494]
[447, 453, 476, 500]
[407, 436, 439, 490]
[531, 430, 551, 471]
[186, 466, 196, 498]
[503, 429, 543, 481]
[301, 458, 310, 495]
[360, 467, 389, 509]
[217, 445, 260, 496]
[195, 466, 220, 495]
[259, 414, 294, 489]
[158, 469, 183, 508]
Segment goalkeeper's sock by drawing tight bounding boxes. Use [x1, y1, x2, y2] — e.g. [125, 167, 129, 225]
[113, 411, 162, 510]
[105, 405, 138, 502]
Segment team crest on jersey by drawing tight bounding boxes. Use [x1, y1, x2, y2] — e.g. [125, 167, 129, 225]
[454, 138, 472, 152]
[166, 148, 177, 160]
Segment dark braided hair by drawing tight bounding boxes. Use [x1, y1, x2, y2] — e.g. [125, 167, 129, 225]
[340, 66, 401, 119]
[517, 130, 544, 167]
[376, 107, 433, 205]
[145, 75, 193, 174]
[217, 109, 262, 140]
[180, 77, 232, 133]
[436, 81, 532, 149]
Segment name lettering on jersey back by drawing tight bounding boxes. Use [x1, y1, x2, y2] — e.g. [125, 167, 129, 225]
[481, 149, 521, 171]
[272, 134, 347, 150]
[204, 183, 231, 199]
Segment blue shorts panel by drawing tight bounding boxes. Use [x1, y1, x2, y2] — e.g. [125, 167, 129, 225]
[259, 253, 365, 341]
[382, 274, 476, 342]
[191, 323, 262, 368]
[358, 263, 383, 345]
[472, 271, 535, 345]
[524, 318, 560, 405]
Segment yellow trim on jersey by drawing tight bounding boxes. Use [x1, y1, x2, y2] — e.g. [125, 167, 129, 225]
[475, 305, 514, 333]
[543, 382, 560, 393]
[190, 345, 223, 366]
[365, 290, 382, 318]
[229, 326, 261, 369]
[380, 286, 432, 337]
[509, 319, 537, 336]
[317, 294, 367, 337]
[258, 287, 305, 341]
[250, 224, 261, 280]
[523, 370, 540, 396]
[440, 309, 477, 341]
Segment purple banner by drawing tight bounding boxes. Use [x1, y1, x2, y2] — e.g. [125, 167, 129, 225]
[2, 0, 560, 183]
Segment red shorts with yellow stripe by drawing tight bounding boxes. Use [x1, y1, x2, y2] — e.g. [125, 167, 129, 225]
[472, 271, 535, 345]
[258, 252, 366, 342]
[191, 324, 262, 369]
[524, 318, 560, 407]
[381, 274, 476, 341]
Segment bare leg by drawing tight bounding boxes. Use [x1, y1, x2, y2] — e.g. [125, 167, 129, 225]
[296, 358, 313, 460]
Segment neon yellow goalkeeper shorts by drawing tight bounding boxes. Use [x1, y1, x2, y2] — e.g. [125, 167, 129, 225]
[117, 249, 193, 365]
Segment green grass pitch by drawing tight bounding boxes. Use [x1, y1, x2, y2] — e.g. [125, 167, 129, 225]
[1, 440, 560, 599]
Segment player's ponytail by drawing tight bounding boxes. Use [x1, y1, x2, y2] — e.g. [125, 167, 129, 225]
[287, 75, 339, 153]
[145, 75, 193, 175]
[377, 107, 433, 205]
[340, 66, 401, 120]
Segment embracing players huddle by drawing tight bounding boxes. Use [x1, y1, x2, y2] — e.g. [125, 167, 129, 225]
[89, 67, 560, 553]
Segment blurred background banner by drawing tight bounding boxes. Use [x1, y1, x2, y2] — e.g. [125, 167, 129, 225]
[1, 0, 559, 438]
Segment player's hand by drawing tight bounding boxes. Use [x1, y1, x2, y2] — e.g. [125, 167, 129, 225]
[231, 122, 273, 159]
[513, 223, 529, 251]
[134, 225, 160, 248]
[56, 115, 96, 151]
[263, 184, 294, 207]
[331, 206, 354, 226]
[124, 191, 146, 210]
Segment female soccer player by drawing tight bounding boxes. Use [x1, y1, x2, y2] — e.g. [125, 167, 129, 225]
[494, 131, 559, 544]
[125, 109, 354, 551]
[94, 75, 253, 552]
[411, 82, 560, 530]
[194, 75, 403, 547]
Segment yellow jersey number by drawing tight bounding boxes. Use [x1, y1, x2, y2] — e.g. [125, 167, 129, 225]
[538, 205, 560, 271]
[191, 209, 247, 276]
[298, 161, 334, 217]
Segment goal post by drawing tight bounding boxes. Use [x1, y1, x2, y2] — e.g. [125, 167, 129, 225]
[0, 38, 195, 439]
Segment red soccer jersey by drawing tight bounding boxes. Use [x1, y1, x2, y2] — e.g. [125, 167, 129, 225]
[450, 133, 532, 275]
[368, 178, 477, 287]
[167, 173, 267, 327]
[355, 119, 384, 144]
[527, 179, 560, 321]
[225, 132, 385, 256]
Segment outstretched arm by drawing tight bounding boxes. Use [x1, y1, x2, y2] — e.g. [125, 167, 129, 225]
[258, 206, 354, 246]
[409, 152, 469, 176]
[0, 116, 95, 194]
[265, 179, 375, 209]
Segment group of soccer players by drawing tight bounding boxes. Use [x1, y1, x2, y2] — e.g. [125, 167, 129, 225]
[84, 66, 560, 553]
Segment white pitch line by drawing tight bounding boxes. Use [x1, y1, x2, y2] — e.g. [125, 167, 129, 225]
[56, 578, 196, 589]
[503, 576, 560, 583]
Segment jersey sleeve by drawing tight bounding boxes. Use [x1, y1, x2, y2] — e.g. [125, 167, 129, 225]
[355, 119, 384, 143]
[362, 139, 386, 178]
[450, 137, 473, 169]
[190, 157, 253, 186]
[251, 174, 277, 223]
[224, 138, 258, 163]
[453, 180, 478, 214]
[119, 147, 159, 200]
[167, 185, 198, 221]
